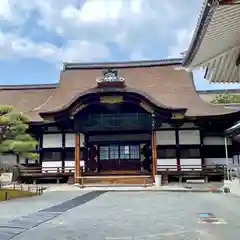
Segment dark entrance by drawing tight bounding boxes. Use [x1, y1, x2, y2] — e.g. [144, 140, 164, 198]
[99, 144, 141, 171]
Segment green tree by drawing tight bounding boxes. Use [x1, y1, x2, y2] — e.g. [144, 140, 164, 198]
[0, 106, 38, 162]
[210, 93, 240, 104]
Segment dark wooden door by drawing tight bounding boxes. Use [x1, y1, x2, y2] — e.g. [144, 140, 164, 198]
[99, 145, 119, 171]
[99, 144, 141, 171]
[118, 145, 141, 170]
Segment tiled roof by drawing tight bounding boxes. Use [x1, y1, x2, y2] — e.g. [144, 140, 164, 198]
[0, 60, 236, 121]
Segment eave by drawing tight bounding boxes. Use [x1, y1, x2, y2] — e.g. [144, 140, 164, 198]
[225, 120, 240, 136]
[183, 0, 240, 83]
[63, 58, 182, 70]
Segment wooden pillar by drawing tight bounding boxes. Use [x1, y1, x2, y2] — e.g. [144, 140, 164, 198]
[175, 128, 181, 171]
[39, 131, 43, 165]
[61, 131, 65, 173]
[152, 131, 157, 177]
[199, 129, 204, 167]
[74, 133, 80, 183]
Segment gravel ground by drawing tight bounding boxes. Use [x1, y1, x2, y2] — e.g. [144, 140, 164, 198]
[0, 191, 240, 239]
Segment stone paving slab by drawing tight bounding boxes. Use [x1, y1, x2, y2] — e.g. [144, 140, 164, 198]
[5, 191, 240, 240]
[73, 185, 223, 192]
[0, 190, 240, 239]
[0, 191, 105, 240]
[0, 191, 90, 222]
[40, 191, 106, 213]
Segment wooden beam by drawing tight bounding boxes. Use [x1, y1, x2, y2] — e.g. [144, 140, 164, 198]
[74, 133, 80, 183]
[151, 131, 157, 177]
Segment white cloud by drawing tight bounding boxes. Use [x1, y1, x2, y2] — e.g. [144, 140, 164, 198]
[0, 0, 12, 21]
[168, 28, 195, 58]
[0, 0, 202, 63]
[0, 32, 110, 64]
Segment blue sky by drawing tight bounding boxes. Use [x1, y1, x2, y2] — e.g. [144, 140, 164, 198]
[0, 0, 239, 90]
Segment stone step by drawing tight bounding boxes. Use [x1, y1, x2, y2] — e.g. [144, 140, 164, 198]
[186, 179, 205, 183]
[79, 175, 154, 186]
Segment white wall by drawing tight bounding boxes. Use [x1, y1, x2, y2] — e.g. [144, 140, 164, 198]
[180, 159, 202, 171]
[42, 133, 85, 148]
[156, 131, 176, 145]
[65, 160, 85, 172]
[65, 133, 75, 147]
[41, 161, 62, 173]
[0, 155, 17, 165]
[42, 160, 85, 173]
[19, 156, 26, 164]
[203, 136, 232, 145]
[79, 133, 85, 147]
[204, 158, 230, 165]
[157, 159, 177, 171]
[179, 130, 200, 145]
[42, 134, 62, 148]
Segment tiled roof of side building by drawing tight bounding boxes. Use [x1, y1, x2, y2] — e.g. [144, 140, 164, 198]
[182, 0, 240, 67]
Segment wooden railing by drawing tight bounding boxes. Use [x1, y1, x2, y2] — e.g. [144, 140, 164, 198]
[156, 164, 225, 174]
[20, 164, 226, 174]
[20, 166, 75, 175]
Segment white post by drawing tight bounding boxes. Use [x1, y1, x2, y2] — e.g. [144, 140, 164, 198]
[224, 137, 230, 181]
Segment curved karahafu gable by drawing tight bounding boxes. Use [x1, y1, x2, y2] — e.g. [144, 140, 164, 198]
[38, 59, 237, 120]
[183, 0, 240, 83]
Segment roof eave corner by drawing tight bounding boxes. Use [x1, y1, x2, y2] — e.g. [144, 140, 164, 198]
[182, 0, 213, 67]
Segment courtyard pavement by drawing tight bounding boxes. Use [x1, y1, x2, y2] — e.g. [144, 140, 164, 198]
[0, 190, 240, 239]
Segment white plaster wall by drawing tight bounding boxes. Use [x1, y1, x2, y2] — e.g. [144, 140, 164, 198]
[179, 130, 200, 145]
[65, 160, 85, 172]
[0, 155, 17, 165]
[80, 133, 85, 147]
[41, 161, 62, 173]
[156, 131, 176, 145]
[64, 161, 74, 172]
[27, 158, 36, 164]
[65, 133, 85, 147]
[180, 158, 202, 171]
[42, 134, 62, 148]
[204, 158, 229, 166]
[203, 136, 232, 145]
[19, 156, 26, 164]
[157, 159, 177, 171]
[65, 133, 75, 147]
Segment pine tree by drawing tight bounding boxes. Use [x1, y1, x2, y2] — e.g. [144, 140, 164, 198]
[0, 106, 38, 162]
[211, 92, 240, 104]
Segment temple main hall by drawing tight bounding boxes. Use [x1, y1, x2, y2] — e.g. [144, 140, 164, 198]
[0, 59, 238, 183]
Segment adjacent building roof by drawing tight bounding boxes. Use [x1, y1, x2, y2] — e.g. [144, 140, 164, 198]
[183, 0, 240, 83]
[0, 59, 236, 121]
[0, 84, 57, 121]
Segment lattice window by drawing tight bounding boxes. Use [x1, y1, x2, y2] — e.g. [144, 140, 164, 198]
[99, 146, 109, 160]
[130, 145, 140, 159]
[109, 145, 119, 160]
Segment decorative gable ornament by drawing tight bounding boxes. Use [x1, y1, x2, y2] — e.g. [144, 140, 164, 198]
[96, 69, 125, 87]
